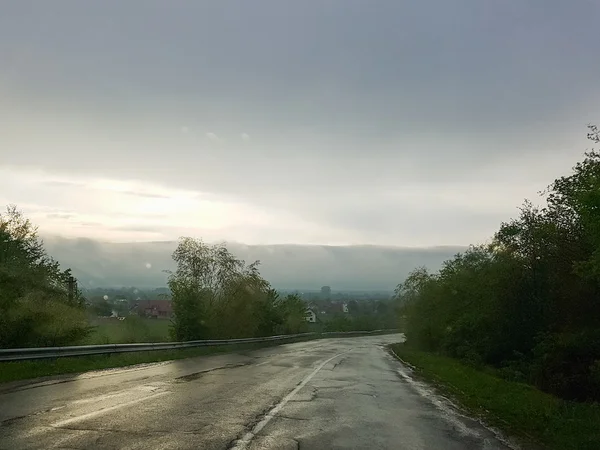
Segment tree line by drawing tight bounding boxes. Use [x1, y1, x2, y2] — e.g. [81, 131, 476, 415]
[395, 126, 600, 402]
[0, 204, 399, 349]
[0, 209, 317, 348]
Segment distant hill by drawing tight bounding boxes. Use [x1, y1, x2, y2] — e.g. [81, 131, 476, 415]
[42, 236, 466, 291]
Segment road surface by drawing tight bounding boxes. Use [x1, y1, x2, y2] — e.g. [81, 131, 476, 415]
[0, 334, 517, 449]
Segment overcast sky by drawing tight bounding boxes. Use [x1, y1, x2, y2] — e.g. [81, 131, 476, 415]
[1, 1, 599, 246]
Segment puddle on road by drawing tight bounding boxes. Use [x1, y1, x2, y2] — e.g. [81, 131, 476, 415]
[176, 372, 207, 382]
[174, 362, 250, 383]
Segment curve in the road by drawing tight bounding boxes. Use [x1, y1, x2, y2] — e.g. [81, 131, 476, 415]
[0, 334, 519, 450]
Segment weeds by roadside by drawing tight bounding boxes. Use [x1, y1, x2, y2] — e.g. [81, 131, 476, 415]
[390, 344, 600, 450]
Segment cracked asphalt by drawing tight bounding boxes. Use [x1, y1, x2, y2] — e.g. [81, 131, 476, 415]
[0, 334, 517, 450]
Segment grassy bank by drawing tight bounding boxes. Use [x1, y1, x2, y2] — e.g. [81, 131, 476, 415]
[84, 317, 172, 344]
[390, 344, 600, 450]
[83, 318, 395, 345]
[0, 338, 314, 385]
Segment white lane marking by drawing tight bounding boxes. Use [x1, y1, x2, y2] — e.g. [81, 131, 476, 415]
[51, 391, 169, 428]
[255, 361, 270, 367]
[231, 349, 352, 450]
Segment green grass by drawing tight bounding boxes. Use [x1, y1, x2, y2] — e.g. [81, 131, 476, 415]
[0, 338, 312, 385]
[390, 344, 600, 450]
[84, 317, 172, 344]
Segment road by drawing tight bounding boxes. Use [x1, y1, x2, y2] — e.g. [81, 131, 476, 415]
[0, 334, 517, 450]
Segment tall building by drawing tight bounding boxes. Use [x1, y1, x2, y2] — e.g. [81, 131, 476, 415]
[320, 285, 331, 299]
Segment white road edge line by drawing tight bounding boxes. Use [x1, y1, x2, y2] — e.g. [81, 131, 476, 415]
[389, 348, 520, 450]
[51, 391, 170, 428]
[230, 349, 353, 450]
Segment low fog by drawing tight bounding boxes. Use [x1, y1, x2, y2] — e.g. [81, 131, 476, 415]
[42, 236, 465, 291]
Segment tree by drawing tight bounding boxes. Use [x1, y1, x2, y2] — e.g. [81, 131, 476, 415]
[167, 237, 287, 340]
[0, 206, 90, 348]
[89, 297, 113, 316]
[396, 126, 600, 401]
[275, 294, 309, 335]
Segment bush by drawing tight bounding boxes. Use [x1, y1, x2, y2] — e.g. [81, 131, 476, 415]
[0, 292, 91, 348]
[531, 330, 600, 401]
[0, 206, 89, 349]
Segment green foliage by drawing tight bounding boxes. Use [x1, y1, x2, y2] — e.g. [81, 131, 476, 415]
[89, 298, 113, 316]
[398, 126, 600, 402]
[0, 206, 90, 348]
[167, 238, 307, 341]
[275, 294, 309, 335]
[322, 309, 393, 332]
[85, 317, 172, 344]
[529, 330, 600, 401]
[324, 314, 354, 332]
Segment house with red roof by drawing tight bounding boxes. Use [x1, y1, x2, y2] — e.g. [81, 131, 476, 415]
[135, 300, 173, 319]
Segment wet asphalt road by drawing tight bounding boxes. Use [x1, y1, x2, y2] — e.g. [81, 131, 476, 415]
[0, 334, 517, 450]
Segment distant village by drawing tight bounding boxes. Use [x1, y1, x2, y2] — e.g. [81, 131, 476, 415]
[83, 285, 395, 326]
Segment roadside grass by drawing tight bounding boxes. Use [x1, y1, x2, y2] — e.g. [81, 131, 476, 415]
[0, 338, 311, 385]
[84, 317, 172, 344]
[83, 318, 394, 345]
[390, 344, 600, 450]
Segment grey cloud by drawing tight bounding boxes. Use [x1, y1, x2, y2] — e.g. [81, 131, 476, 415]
[109, 225, 164, 233]
[46, 213, 74, 219]
[2, 1, 599, 247]
[206, 132, 222, 144]
[3, 1, 597, 134]
[42, 180, 85, 188]
[42, 180, 170, 200]
[78, 221, 104, 227]
[123, 213, 168, 220]
[282, 194, 516, 246]
[120, 190, 169, 199]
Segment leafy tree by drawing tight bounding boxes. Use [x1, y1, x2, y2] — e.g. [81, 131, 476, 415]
[323, 314, 354, 332]
[89, 298, 113, 316]
[275, 294, 309, 335]
[0, 206, 90, 348]
[167, 237, 302, 340]
[397, 126, 600, 401]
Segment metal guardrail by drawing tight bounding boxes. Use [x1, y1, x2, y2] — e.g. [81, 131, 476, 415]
[0, 329, 399, 362]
